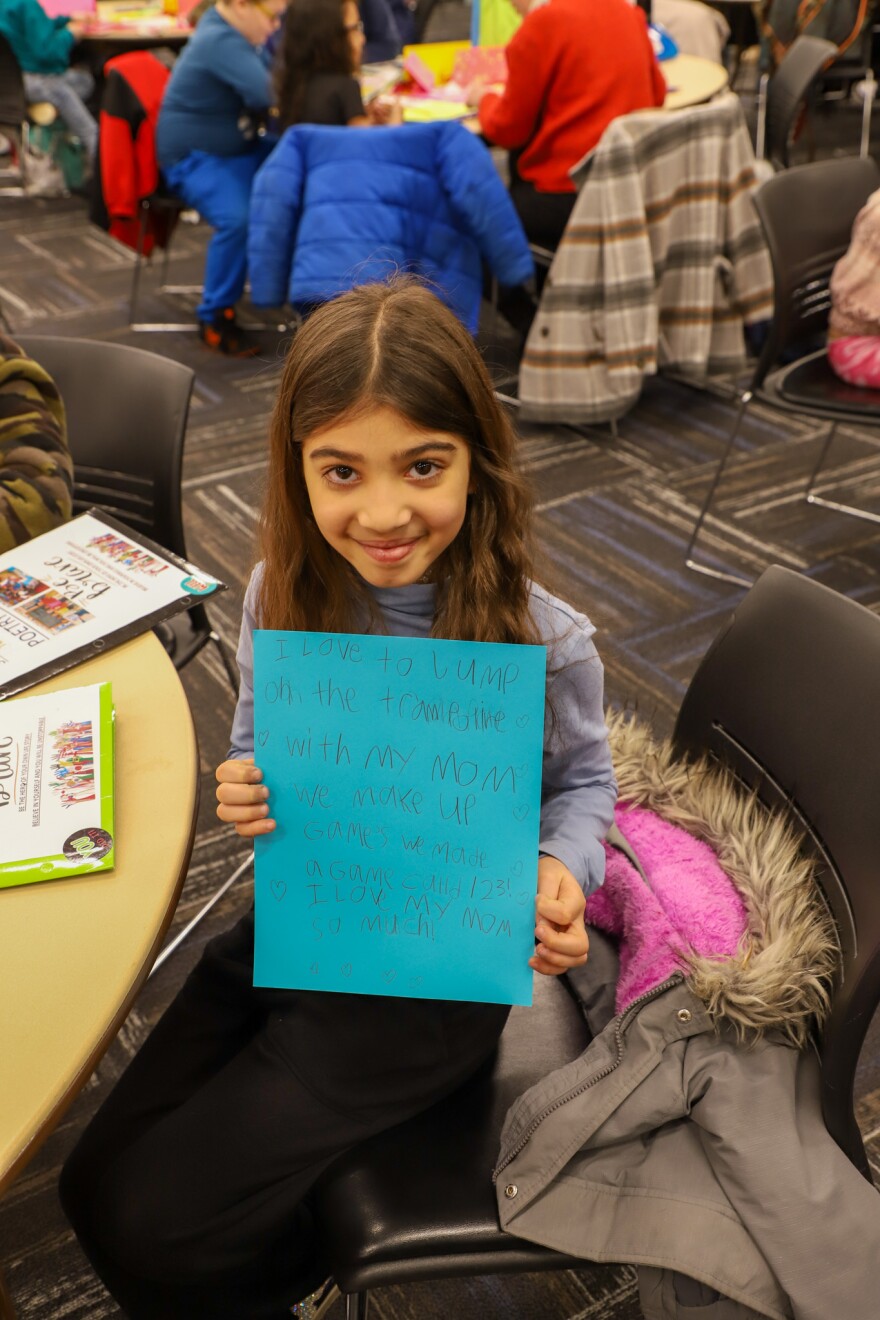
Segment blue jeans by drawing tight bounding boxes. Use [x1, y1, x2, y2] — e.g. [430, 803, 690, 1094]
[23, 67, 97, 159]
[163, 143, 275, 322]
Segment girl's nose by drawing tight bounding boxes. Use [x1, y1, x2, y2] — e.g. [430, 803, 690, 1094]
[357, 492, 412, 532]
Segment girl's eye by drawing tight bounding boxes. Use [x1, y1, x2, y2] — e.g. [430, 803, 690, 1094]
[410, 459, 441, 479]
[326, 465, 357, 484]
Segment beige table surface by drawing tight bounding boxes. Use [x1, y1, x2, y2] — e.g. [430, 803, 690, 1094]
[662, 54, 730, 110]
[0, 631, 198, 1196]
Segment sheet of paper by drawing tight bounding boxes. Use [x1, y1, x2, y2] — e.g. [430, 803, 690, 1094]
[253, 630, 547, 1005]
[0, 682, 115, 889]
[0, 512, 224, 699]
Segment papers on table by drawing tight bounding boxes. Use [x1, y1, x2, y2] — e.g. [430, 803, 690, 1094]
[252, 629, 547, 1006]
[0, 682, 115, 889]
[0, 511, 225, 700]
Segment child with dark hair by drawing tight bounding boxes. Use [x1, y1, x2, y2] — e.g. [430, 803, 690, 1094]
[59, 277, 616, 1319]
[275, 0, 400, 128]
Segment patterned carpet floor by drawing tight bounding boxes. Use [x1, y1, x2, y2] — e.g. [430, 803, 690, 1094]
[1, 126, 879, 1319]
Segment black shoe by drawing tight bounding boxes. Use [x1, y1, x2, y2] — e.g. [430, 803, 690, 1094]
[198, 307, 261, 357]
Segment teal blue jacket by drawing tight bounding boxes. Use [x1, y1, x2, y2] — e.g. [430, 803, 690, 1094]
[0, 0, 75, 75]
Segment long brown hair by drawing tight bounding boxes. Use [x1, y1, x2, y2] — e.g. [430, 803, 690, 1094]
[274, 0, 355, 131]
[258, 278, 541, 645]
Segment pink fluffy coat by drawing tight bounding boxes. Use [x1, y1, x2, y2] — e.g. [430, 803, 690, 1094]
[585, 804, 748, 1013]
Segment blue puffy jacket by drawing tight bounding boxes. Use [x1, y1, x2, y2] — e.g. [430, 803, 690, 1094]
[247, 122, 534, 333]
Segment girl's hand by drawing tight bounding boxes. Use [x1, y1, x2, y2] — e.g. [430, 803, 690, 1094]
[530, 855, 589, 976]
[215, 757, 276, 838]
[368, 97, 403, 125]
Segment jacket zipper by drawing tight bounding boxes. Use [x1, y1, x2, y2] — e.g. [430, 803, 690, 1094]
[492, 972, 684, 1181]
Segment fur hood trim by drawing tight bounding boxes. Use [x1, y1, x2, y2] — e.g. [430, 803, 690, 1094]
[607, 711, 839, 1049]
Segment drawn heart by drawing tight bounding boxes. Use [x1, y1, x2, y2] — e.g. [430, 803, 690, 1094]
[408, 976, 423, 989]
[382, 969, 397, 983]
[513, 804, 529, 821]
[270, 878, 286, 900]
[516, 714, 529, 728]
[517, 764, 529, 777]
[511, 860, 524, 876]
[258, 729, 270, 747]
[341, 963, 353, 978]
[515, 891, 529, 906]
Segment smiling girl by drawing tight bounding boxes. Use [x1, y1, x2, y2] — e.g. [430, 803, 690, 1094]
[59, 278, 616, 1320]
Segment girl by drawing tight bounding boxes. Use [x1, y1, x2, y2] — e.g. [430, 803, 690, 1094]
[156, 0, 288, 354]
[59, 278, 617, 1320]
[828, 186, 880, 390]
[274, 0, 400, 129]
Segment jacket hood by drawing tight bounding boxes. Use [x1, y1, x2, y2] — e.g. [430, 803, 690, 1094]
[606, 711, 839, 1048]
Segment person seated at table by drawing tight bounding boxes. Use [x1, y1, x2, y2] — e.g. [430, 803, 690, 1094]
[0, 0, 97, 162]
[360, 0, 413, 61]
[828, 185, 880, 389]
[275, 0, 401, 128]
[0, 333, 73, 553]
[156, 0, 289, 355]
[469, 0, 667, 250]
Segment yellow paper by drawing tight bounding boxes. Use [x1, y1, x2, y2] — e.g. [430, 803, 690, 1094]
[402, 40, 471, 85]
[400, 99, 471, 122]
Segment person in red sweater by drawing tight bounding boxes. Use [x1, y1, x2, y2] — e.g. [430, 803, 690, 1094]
[471, 0, 667, 248]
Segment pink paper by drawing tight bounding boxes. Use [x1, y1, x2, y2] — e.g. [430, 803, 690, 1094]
[39, 0, 96, 16]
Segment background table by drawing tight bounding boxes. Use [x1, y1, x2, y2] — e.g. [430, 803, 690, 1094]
[78, 2, 192, 57]
[0, 631, 198, 1312]
[663, 54, 730, 109]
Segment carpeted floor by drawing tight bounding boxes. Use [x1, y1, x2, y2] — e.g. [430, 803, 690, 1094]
[1, 102, 879, 1319]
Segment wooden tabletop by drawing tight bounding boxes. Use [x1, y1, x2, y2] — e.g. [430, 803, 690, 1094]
[663, 54, 730, 111]
[0, 631, 198, 1195]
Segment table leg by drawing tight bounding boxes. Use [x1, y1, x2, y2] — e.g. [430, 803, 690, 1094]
[0, 1267, 17, 1320]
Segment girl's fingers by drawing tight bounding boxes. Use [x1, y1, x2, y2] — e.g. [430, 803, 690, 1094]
[529, 947, 588, 976]
[233, 818, 276, 839]
[535, 923, 588, 957]
[216, 801, 272, 823]
[216, 780, 270, 807]
[215, 757, 263, 785]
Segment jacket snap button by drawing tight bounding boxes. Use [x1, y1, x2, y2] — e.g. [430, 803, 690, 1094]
[676, 1008, 692, 1023]
[504, 1184, 518, 1198]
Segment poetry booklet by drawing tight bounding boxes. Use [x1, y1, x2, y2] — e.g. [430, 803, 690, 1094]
[0, 511, 225, 700]
[252, 630, 547, 1006]
[0, 682, 115, 889]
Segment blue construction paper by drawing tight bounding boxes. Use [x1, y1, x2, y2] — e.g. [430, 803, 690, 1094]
[253, 630, 547, 1006]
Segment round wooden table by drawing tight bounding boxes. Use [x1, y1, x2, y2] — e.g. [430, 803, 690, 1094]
[0, 632, 197, 1213]
[662, 54, 731, 110]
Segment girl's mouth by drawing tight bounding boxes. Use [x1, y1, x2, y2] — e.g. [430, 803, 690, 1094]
[355, 538, 420, 563]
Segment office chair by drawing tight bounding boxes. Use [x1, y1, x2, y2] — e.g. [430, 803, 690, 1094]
[0, 34, 31, 195]
[17, 335, 237, 692]
[312, 565, 879, 1317]
[754, 34, 837, 168]
[685, 155, 880, 584]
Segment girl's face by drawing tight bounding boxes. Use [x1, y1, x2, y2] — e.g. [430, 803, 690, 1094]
[342, 0, 365, 70]
[302, 405, 473, 588]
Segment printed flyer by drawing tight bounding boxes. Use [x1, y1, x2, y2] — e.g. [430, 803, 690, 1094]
[0, 511, 225, 699]
[0, 682, 115, 889]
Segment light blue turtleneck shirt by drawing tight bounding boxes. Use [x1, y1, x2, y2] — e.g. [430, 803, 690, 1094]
[229, 572, 617, 896]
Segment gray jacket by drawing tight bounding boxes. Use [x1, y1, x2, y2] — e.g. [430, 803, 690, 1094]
[495, 715, 880, 1320]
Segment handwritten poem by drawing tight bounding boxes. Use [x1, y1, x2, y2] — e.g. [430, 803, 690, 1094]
[252, 630, 547, 1005]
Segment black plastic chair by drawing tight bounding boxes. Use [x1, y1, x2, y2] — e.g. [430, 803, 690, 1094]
[0, 33, 29, 195]
[312, 566, 879, 1318]
[16, 335, 237, 692]
[685, 155, 880, 585]
[673, 565, 880, 1177]
[755, 35, 838, 168]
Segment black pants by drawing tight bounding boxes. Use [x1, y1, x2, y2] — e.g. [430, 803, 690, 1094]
[509, 175, 577, 252]
[60, 908, 509, 1319]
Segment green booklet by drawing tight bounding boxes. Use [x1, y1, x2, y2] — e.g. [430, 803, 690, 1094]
[0, 682, 115, 889]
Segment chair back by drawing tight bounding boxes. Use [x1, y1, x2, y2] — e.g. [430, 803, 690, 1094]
[673, 565, 880, 1179]
[764, 35, 837, 167]
[749, 155, 880, 389]
[0, 33, 26, 129]
[17, 336, 195, 558]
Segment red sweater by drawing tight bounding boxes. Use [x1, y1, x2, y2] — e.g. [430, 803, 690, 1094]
[478, 0, 667, 193]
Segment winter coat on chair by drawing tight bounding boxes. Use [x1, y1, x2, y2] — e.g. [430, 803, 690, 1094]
[496, 712, 880, 1320]
[246, 121, 535, 334]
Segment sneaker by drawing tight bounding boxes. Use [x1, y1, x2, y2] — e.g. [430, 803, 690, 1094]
[198, 307, 261, 357]
[290, 1277, 340, 1318]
